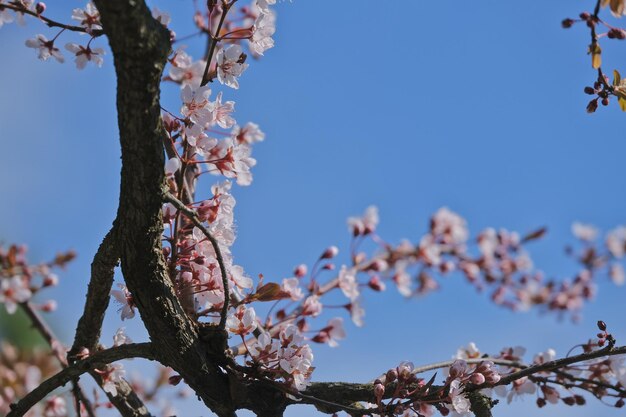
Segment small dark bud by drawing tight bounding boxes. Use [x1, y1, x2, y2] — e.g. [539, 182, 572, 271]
[35, 2, 46, 14]
[601, 97, 609, 106]
[574, 395, 586, 405]
[598, 320, 607, 331]
[168, 375, 183, 386]
[587, 20, 595, 28]
[584, 86, 596, 95]
[616, 399, 625, 408]
[586, 99, 598, 114]
[563, 397, 576, 406]
[580, 12, 591, 20]
[562, 18, 575, 28]
[598, 339, 605, 347]
[537, 398, 547, 408]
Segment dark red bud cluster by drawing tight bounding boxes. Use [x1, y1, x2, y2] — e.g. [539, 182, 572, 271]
[607, 28, 626, 40]
[561, 18, 575, 29]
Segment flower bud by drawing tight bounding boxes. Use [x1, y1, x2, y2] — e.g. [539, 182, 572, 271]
[579, 12, 591, 20]
[40, 300, 57, 312]
[574, 395, 586, 405]
[294, 264, 307, 278]
[470, 373, 486, 385]
[386, 369, 398, 382]
[321, 246, 339, 259]
[561, 18, 574, 28]
[537, 397, 546, 408]
[617, 398, 625, 408]
[597, 320, 607, 331]
[35, 2, 46, 14]
[584, 86, 596, 95]
[169, 375, 183, 386]
[562, 397, 576, 406]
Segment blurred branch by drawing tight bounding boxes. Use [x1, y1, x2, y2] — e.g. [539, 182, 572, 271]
[7, 343, 156, 417]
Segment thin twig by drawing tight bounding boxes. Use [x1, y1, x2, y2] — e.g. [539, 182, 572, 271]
[0, 3, 103, 35]
[164, 191, 230, 329]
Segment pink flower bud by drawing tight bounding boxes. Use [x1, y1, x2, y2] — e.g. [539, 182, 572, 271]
[368, 276, 386, 292]
[469, 373, 485, 385]
[386, 369, 398, 382]
[321, 246, 339, 259]
[43, 274, 58, 287]
[294, 264, 307, 278]
[40, 300, 57, 312]
[35, 2, 46, 14]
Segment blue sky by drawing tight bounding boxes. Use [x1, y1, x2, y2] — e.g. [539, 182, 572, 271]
[1, 1, 626, 416]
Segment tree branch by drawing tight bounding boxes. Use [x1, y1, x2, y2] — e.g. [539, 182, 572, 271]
[7, 343, 156, 417]
[70, 226, 119, 356]
[92, 1, 235, 415]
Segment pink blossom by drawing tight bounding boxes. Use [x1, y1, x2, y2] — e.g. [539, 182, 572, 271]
[211, 92, 236, 128]
[71, 2, 102, 34]
[99, 363, 125, 396]
[232, 122, 265, 144]
[347, 298, 365, 327]
[338, 266, 359, 301]
[181, 84, 213, 126]
[113, 327, 132, 346]
[281, 277, 303, 301]
[226, 305, 257, 335]
[152, 6, 171, 26]
[347, 206, 379, 235]
[448, 379, 471, 414]
[606, 226, 626, 258]
[110, 284, 136, 320]
[65, 43, 105, 69]
[0, 276, 32, 314]
[25, 35, 64, 63]
[249, 10, 276, 55]
[302, 295, 322, 317]
[0, 8, 15, 27]
[455, 342, 480, 360]
[572, 222, 599, 241]
[43, 396, 66, 417]
[216, 45, 249, 89]
[169, 50, 206, 87]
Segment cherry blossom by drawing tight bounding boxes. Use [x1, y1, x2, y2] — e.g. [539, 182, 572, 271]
[168, 49, 206, 87]
[606, 226, 626, 258]
[25, 35, 64, 63]
[0, 276, 32, 314]
[494, 377, 536, 404]
[302, 295, 323, 317]
[181, 84, 213, 126]
[71, 1, 102, 34]
[347, 205, 379, 236]
[448, 379, 471, 415]
[216, 45, 249, 89]
[0, 6, 15, 28]
[226, 305, 257, 335]
[98, 363, 125, 396]
[211, 92, 236, 129]
[281, 277, 303, 301]
[572, 222, 599, 241]
[249, 9, 276, 55]
[232, 122, 265, 144]
[313, 317, 346, 347]
[113, 327, 132, 346]
[43, 396, 66, 417]
[338, 265, 359, 301]
[110, 284, 136, 320]
[151, 6, 171, 27]
[65, 43, 105, 69]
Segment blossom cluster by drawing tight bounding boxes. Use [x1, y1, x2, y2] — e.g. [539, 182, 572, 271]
[0, 244, 72, 315]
